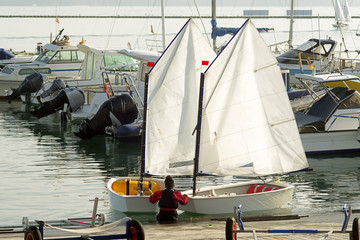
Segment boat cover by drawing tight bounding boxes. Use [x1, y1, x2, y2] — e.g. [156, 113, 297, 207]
[0, 48, 15, 60]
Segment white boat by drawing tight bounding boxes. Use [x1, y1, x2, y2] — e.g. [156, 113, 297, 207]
[277, 38, 337, 84]
[0, 43, 84, 98]
[108, 18, 217, 213]
[332, 0, 351, 28]
[294, 73, 360, 154]
[69, 47, 160, 122]
[109, 18, 309, 215]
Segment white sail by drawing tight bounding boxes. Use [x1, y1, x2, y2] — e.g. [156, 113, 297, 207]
[333, 0, 346, 22]
[145, 19, 216, 176]
[343, 0, 351, 21]
[198, 20, 308, 177]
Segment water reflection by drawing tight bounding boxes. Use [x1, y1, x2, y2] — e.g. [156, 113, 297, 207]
[285, 155, 360, 214]
[2, 100, 360, 226]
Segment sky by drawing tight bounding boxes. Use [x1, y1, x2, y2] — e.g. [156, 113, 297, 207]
[1, 0, 358, 7]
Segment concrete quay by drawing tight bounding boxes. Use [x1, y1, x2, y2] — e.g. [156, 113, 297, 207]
[0, 212, 358, 239]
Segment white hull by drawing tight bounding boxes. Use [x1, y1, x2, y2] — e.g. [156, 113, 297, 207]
[107, 177, 165, 213]
[109, 178, 294, 214]
[179, 180, 294, 214]
[301, 130, 360, 154]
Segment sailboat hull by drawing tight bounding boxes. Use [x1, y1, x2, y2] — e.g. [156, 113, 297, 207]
[107, 177, 165, 212]
[179, 180, 294, 214]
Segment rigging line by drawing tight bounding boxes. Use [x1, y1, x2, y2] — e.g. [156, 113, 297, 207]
[105, 0, 122, 50]
[134, 0, 158, 50]
[192, 0, 211, 46]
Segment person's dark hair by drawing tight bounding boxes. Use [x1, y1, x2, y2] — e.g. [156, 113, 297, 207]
[165, 175, 175, 189]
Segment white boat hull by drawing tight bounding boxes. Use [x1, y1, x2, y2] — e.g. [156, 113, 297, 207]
[301, 130, 360, 154]
[107, 177, 165, 213]
[179, 180, 294, 214]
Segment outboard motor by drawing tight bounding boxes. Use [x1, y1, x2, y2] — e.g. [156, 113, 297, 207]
[6, 73, 43, 102]
[31, 87, 85, 119]
[74, 95, 138, 139]
[39, 78, 66, 99]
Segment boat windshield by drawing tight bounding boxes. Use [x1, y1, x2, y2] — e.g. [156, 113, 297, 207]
[296, 40, 333, 56]
[35, 50, 56, 63]
[104, 55, 138, 71]
[1, 66, 14, 74]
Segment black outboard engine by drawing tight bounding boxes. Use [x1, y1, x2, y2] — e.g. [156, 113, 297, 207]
[31, 87, 85, 119]
[6, 73, 43, 102]
[74, 95, 138, 139]
[39, 79, 66, 99]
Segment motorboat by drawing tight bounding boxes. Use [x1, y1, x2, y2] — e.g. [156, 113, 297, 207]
[277, 38, 337, 84]
[294, 73, 360, 154]
[0, 42, 84, 98]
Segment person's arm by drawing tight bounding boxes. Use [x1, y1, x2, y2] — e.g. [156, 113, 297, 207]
[173, 191, 188, 205]
[149, 190, 162, 204]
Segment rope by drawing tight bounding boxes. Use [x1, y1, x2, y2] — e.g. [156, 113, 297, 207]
[192, 0, 211, 46]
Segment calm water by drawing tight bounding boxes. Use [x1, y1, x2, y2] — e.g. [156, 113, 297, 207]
[1, 99, 360, 227]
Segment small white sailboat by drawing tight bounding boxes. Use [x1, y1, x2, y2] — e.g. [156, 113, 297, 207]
[108, 18, 309, 215]
[107, 18, 217, 213]
[176, 19, 309, 215]
[332, 0, 351, 28]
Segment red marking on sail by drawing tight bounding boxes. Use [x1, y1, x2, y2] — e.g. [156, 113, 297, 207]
[202, 60, 209, 66]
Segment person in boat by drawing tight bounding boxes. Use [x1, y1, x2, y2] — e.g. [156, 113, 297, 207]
[149, 175, 188, 224]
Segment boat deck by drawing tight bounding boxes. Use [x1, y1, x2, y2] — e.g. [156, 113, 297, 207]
[0, 212, 357, 240]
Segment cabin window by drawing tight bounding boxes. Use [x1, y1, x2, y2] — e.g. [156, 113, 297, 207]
[1, 66, 14, 74]
[19, 68, 51, 75]
[50, 51, 72, 63]
[72, 51, 85, 62]
[49, 50, 84, 63]
[338, 92, 360, 109]
[84, 52, 95, 80]
[103, 55, 138, 71]
[35, 50, 57, 63]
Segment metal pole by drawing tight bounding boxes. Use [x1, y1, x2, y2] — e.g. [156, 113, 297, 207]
[288, 0, 294, 49]
[91, 197, 99, 227]
[192, 73, 206, 196]
[161, 0, 166, 51]
[212, 0, 216, 51]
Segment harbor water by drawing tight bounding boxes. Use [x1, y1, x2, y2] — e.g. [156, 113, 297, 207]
[1, 99, 360, 227]
[1, 3, 360, 227]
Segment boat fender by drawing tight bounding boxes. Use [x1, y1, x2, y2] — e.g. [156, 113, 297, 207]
[357, 127, 360, 143]
[246, 185, 280, 194]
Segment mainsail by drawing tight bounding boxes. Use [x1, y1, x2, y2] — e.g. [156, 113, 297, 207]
[197, 19, 308, 177]
[144, 19, 216, 175]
